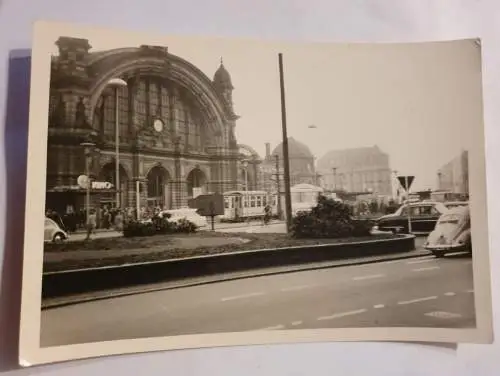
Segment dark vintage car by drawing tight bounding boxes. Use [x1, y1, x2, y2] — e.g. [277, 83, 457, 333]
[374, 201, 448, 234]
[424, 206, 471, 258]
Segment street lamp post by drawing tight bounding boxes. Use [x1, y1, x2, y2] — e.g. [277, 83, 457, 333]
[242, 160, 249, 219]
[80, 136, 96, 240]
[107, 78, 128, 209]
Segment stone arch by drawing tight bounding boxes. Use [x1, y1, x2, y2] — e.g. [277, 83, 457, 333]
[98, 162, 130, 184]
[98, 162, 130, 208]
[86, 51, 228, 140]
[186, 167, 208, 198]
[144, 162, 174, 181]
[98, 155, 133, 179]
[146, 164, 172, 209]
[238, 144, 261, 161]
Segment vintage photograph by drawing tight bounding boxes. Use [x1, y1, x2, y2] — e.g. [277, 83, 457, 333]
[20, 21, 492, 365]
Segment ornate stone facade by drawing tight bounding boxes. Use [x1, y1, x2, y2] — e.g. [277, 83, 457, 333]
[316, 145, 393, 196]
[45, 37, 243, 212]
[437, 150, 469, 195]
[260, 138, 318, 191]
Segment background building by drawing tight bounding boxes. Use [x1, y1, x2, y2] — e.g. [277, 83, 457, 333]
[437, 150, 469, 195]
[316, 145, 392, 196]
[45, 37, 247, 213]
[260, 138, 318, 192]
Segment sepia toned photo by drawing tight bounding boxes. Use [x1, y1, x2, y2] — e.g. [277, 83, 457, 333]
[19, 21, 493, 366]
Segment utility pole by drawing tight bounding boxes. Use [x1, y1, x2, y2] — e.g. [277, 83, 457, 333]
[278, 53, 293, 232]
[274, 154, 282, 219]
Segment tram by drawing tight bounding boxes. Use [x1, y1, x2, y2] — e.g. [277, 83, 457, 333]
[221, 190, 279, 222]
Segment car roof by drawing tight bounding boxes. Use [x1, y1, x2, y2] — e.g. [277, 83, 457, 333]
[405, 201, 442, 206]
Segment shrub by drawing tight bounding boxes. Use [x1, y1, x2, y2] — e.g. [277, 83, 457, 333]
[291, 195, 373, 239]
[122, 221, 157, 238]
[122, 213, 198, 238]
[175, 218, 198, 233]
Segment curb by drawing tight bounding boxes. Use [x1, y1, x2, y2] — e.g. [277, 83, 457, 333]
[42, 249, 431, 310]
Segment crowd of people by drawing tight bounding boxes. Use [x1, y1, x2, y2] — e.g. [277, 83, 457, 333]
[45, 205, 168, 234]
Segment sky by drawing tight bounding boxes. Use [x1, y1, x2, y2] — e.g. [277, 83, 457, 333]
[42, 22, 484, 192]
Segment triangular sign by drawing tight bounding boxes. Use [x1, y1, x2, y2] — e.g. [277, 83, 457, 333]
[397, 176, 415, 191]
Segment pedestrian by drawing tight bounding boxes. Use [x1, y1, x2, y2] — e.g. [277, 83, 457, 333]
[114, 210, 124, 231]
[86, 209, 97, 240]
[263, 204, 271, 226]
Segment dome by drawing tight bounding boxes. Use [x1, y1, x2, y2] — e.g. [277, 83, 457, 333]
[213, 60, 233, 89]
[271, 137, 314, 159]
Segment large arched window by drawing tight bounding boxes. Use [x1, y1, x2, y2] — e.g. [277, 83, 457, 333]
[94, 75, 206, 152]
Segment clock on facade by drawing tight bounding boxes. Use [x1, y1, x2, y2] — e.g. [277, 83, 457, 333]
[153, 119, 164, 132]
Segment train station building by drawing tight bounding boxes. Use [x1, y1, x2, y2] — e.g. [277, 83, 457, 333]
[45, 37, 257, 213]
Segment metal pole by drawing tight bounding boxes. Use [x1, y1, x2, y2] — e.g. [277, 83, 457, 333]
[136, 180, 140, 221]
[278, 53, 293, 232]
[405, 175, 412, 234]
[85, 149, 91, 240]
[275, 154, 282, 219]
[115, 87, 120, 209]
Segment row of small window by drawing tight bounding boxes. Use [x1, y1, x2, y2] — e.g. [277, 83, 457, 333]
[224, 196, 277, 209]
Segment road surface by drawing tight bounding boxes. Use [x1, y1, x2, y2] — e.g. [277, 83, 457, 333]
[40, 252, 474, 347]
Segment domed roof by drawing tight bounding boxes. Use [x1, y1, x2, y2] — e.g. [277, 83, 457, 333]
[271, 137, 314, 159]
[213, 59, 233, 89]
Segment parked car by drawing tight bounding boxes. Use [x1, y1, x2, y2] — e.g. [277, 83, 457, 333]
[160, 208, 208, 228]
[424, 206, 471, 258]
[374, 201, 448, 234]
[44, 217, 69, 242]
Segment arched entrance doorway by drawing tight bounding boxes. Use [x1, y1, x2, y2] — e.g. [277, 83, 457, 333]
[99, 162, 129, 208]
[146, 165, 171, 209]
[186, 168, 207, 198]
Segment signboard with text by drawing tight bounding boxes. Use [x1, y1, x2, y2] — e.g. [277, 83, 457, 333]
[77, 175, 114, 190]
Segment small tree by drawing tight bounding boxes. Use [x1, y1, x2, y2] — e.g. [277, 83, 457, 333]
[291, 195, 372, 238]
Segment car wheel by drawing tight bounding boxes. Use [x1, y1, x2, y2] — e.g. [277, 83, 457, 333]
[52, 232, 65, 242]
[432, 250, 445, 258]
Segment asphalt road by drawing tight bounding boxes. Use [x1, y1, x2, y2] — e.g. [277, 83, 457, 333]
[40, 252, 474, 347]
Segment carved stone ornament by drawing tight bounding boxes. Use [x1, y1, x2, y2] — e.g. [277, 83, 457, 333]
[74, 96, 90, 128]
[49, 93, 66, 128]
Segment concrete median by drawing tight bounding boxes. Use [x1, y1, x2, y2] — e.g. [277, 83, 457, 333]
[42, 234, 416, 300]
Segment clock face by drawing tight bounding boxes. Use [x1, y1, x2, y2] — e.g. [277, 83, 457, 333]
[153, 119, 163, 132]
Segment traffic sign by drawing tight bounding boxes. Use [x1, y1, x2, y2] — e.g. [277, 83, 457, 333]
[397, 175, 415, 192]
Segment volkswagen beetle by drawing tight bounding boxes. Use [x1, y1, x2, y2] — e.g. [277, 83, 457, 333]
[424, 205, 471, 258]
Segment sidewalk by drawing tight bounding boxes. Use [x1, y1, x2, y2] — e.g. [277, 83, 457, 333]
[68, 220, 285, 242]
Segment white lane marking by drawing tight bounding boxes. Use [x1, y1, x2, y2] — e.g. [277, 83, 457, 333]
[398, 296, 438, 305]
[407, 258, 436, 265]
[220, 292, 265, 302]
[412, 266, 440, 272]
[447, 251, 469, 257]
[291, 321, 302, 326]
[352, 274, 385, 281]
[465, 289, 474, 293]
[425, 311, 462, 319]
[373, 304, 385, 309]
[317, 309, 367, 321]
[280, 284, 315, 292]
[444, 292, 456, 296]
[255, 325, 284, 331]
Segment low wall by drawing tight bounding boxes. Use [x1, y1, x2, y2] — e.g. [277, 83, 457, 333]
[42, 234, 415, 299]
